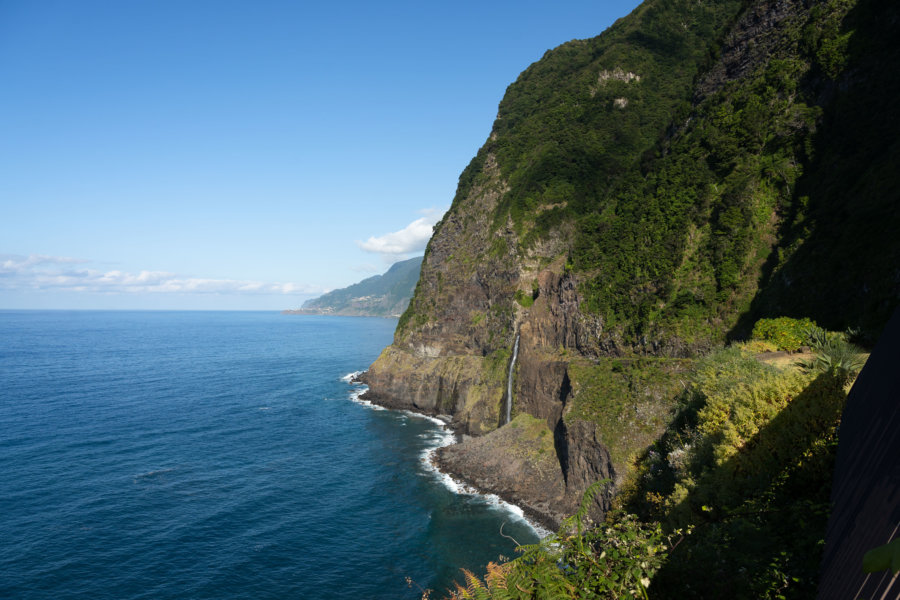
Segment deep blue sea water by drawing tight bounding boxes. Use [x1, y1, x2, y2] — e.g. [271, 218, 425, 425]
[0, 311, 539, 599]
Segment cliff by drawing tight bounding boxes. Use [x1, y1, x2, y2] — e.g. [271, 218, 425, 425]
[362, 0, 900, 528]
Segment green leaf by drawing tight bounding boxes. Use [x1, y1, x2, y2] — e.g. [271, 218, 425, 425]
[862, 538, 900, 574]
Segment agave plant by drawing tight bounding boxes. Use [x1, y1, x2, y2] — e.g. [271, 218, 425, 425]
[804, 325, 830, 349]
[798, 325, 866, 382]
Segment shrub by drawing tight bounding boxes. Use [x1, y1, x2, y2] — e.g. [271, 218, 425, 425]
[737, 339, 780, 354]
[514, 289, 535, 308]
[751, 317, 818, 351]
[628, 346, 849, 598]
[447, 483, 672, 599]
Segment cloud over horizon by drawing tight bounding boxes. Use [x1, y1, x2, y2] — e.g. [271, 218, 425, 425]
[0, 254, 323, 296]
[357, 208, 446, 263]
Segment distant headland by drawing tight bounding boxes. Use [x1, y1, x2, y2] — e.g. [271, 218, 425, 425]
[283, 256, 422, 318]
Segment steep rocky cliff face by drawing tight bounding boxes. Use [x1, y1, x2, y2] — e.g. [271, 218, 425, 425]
[360, 155, 520, 434]
[362, 0, 900, 527]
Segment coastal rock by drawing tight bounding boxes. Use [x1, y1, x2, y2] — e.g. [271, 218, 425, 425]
[435, 414, 568, 530]
[434, 415, 616, 530]
[363, 264, 641, 524]
[360, 347, 502, 435]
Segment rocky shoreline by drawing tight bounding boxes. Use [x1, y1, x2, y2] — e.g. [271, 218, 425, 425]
[359, 373, 607, 530]
[348, 371, 557, 533]
[432, 423, 567, 532]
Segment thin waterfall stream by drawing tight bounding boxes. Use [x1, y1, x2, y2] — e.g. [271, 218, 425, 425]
[505, 334, 520, 424]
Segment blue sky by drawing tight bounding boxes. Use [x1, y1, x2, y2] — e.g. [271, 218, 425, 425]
[0, 0, 641, 310]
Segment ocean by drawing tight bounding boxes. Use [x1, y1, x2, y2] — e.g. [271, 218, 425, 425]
[0, 310, 540, 599]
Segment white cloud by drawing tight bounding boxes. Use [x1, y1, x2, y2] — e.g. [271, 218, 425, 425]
[0, 253, 323, 296]
[357, 217, 434, 255]
[1, 254, 88, 272]
[357, 207, 446, 262]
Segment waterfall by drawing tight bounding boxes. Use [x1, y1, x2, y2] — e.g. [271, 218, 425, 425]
[505, 334, 520, 425]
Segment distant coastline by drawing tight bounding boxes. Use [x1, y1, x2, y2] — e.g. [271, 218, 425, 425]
[282, 256, 421, 319]
[281, 309, 402, 318]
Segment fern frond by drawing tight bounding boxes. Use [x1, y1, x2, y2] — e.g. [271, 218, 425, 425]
[450, 581, 469, 599]
[462, 569, 485, 595]
[484, 561, 508, 590]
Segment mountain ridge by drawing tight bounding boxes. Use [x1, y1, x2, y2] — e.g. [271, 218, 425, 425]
[283, 256, 422, 317]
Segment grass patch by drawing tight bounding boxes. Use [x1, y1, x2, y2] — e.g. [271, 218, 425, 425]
[565, 357, 689, 470]
[514, 289, 535, 308]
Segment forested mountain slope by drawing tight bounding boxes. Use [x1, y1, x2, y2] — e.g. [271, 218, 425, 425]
[362, 0, 899, 548]
[285, 256, 422, 317]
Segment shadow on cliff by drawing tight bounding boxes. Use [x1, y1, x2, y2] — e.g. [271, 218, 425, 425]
[728, 0, 900, 343]
[646, 372, 846, 599]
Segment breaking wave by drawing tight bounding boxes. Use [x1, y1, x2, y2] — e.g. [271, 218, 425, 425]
[342, 373, 549, 538]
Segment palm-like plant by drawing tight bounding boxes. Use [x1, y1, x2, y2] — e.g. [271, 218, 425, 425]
[803, 326, 866, 382]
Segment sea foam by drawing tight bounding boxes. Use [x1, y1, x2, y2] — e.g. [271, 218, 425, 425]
[340, 370, 363, 383]
[348, 386, 385, 410]
[417, 417, 551, 538]
[342, 371, 386, 410]
[342, 376, 549, 537]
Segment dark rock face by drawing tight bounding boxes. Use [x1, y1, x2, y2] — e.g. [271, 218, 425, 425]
[556, 419, 615, 501]
[695, 0, 803, 100]
[395, 155, 520, 357]
[521, 268, 611, 358]
[514, 348, 568, 426]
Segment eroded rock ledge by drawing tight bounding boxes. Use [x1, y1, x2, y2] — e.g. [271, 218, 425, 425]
[434, 415, 615, 530]
[359, 265, 678, 528]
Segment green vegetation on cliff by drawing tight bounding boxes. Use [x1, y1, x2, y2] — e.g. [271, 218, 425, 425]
[447, 326, 862, 599]
[417, 0, 898, 351]
[570, 0, 898, 344]
[566, 358, 689, 471]
[461, 0, 746, 241]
